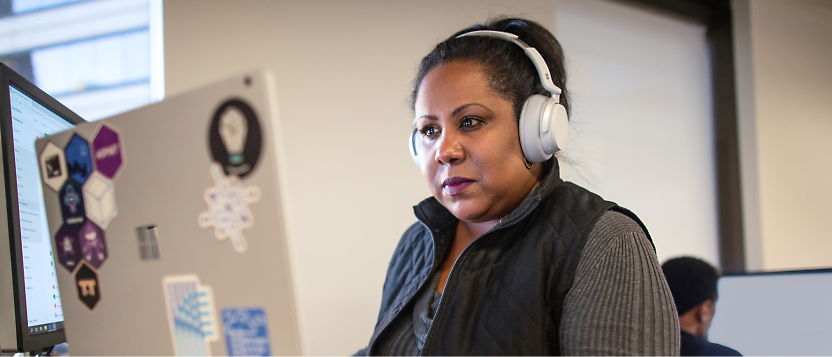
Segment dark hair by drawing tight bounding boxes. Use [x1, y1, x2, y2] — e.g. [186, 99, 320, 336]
[661, 257, 720, 316]
[410, 17, 570, 121]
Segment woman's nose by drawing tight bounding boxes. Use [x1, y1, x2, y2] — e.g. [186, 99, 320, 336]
[434, 132, 465, 165]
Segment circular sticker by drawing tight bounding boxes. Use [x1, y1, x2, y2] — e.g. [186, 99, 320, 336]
[208, 99, 262, 178]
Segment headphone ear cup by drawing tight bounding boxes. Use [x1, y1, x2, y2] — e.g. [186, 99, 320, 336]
[519, 95, 553, 163]
[540, 101, 569, 155]
[409, 130, 420, 168]
[519, 94, 569, 163]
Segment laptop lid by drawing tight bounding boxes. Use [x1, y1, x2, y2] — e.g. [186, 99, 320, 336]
[35, 70, 300, 356]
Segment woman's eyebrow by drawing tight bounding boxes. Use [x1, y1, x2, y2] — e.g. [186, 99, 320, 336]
[415, 114, 437, 124]
[452, 103, 493, 117]
[415, 103, 495, 125]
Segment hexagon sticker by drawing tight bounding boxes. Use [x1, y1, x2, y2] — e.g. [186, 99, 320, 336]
[64, 134, 93, 184]
[91, 125, 123, 179]
[59, 179, 86, 231]
[74, 261, 101, 311]
[54, 223, 82, 272]
[39, 141, 68, 191]
[83, 172, 117, 229]
[79, 221, 107, 269]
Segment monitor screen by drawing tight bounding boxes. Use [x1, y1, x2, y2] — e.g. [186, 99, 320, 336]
[0, 63, 83, 352]
[9, 85, 74, 333]
[708, 269, 832, 355]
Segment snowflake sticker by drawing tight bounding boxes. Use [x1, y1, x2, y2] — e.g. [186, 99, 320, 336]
[198, 163, 261, 253]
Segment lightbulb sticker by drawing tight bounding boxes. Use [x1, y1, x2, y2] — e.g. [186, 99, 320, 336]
[220, 107, 248, 165]
[209, 99, 262, 178]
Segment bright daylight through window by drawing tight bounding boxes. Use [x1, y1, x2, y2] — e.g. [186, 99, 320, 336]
[0, 0, 164, 120]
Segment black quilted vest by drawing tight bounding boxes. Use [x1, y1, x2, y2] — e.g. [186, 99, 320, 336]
[365, 160, 651, 355]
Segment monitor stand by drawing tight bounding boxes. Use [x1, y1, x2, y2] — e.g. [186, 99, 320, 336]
[0, 343, 70, 357]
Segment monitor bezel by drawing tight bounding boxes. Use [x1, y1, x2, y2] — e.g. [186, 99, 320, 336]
[0, 63, 84, 352]
[721, 267, 832, 277]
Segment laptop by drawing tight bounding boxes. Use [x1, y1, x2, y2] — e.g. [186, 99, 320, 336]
[34, 70, 301, 355]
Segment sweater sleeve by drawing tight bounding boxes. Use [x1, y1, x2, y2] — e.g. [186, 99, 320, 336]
[559, 211, 680, 356]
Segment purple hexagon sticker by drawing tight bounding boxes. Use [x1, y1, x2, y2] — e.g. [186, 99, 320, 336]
[91, 125, 123, 179]
[54, 223, 82, 272]
[79, 221, 107, 269]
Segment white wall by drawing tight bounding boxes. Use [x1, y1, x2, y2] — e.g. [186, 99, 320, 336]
[734, 0, 832, 271]
[163, 1, 554, 354]
[555, 0, 719, 267]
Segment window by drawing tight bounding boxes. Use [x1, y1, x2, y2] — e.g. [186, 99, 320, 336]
[0, 0, 163, 120]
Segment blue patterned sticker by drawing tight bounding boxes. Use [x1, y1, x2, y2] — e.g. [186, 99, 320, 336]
[221, 307, 270, 356]
[162, 275, 218, 356]
[64, 134, 93, 184]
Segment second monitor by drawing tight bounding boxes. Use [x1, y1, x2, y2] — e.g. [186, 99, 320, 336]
[0, 63, 85, 353]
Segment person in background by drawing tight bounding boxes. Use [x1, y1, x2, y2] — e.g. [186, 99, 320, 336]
[356, 17, 679, 355]
[662, 257, 742, 356]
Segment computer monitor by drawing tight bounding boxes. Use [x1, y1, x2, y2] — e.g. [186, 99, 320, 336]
[0, 63, 84, 352]
[709, 268, 832, 355]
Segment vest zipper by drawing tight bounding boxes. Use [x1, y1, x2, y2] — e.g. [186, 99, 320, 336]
[368, 224, 444, 356]
[420, 202, 537, 353]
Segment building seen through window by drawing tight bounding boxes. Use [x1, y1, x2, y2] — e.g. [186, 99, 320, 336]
[0, 0, 164, 120]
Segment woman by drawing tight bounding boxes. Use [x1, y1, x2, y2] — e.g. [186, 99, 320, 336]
[359, 18, 679, 355]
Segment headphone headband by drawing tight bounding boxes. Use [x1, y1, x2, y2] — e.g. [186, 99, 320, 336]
[457, 30, 561, 100]
[410, 29, 569, 168]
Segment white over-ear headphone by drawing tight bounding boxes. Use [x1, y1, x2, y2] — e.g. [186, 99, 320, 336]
[409, 30, 568, 168]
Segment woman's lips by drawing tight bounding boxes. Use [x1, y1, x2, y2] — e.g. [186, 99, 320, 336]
[442, 177, 475, 196]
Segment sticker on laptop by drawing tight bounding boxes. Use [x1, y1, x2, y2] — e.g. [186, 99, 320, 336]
[208, 99, 262, 178]
[221, 307, 271, 356]
[79, 221, 107, 269]
[91, 124, 124, 180]
[40, 141, 68, 191]
[74, 261, 101, 311]
[162, 275, 219, 356]
[83, 172, 118, 229]
[64, 134, 93, 184]
[54, 223, 82, 272]
[198, 163, 261, 253]
[59, 179, 86, 231]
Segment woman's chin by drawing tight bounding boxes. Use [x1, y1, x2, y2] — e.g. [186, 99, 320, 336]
[444, 202, 492, 223]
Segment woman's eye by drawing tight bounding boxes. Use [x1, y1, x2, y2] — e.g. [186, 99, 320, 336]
[419, 126, 439, 138]
[460, 117, 482, 129]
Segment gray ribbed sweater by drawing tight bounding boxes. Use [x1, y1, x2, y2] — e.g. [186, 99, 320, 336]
[376, 211, 680, 356]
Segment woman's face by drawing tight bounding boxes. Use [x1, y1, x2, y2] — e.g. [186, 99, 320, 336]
[414, 61, 542, 224]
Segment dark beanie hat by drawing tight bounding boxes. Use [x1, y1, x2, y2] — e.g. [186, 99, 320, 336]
[661, 257, 719, 315]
